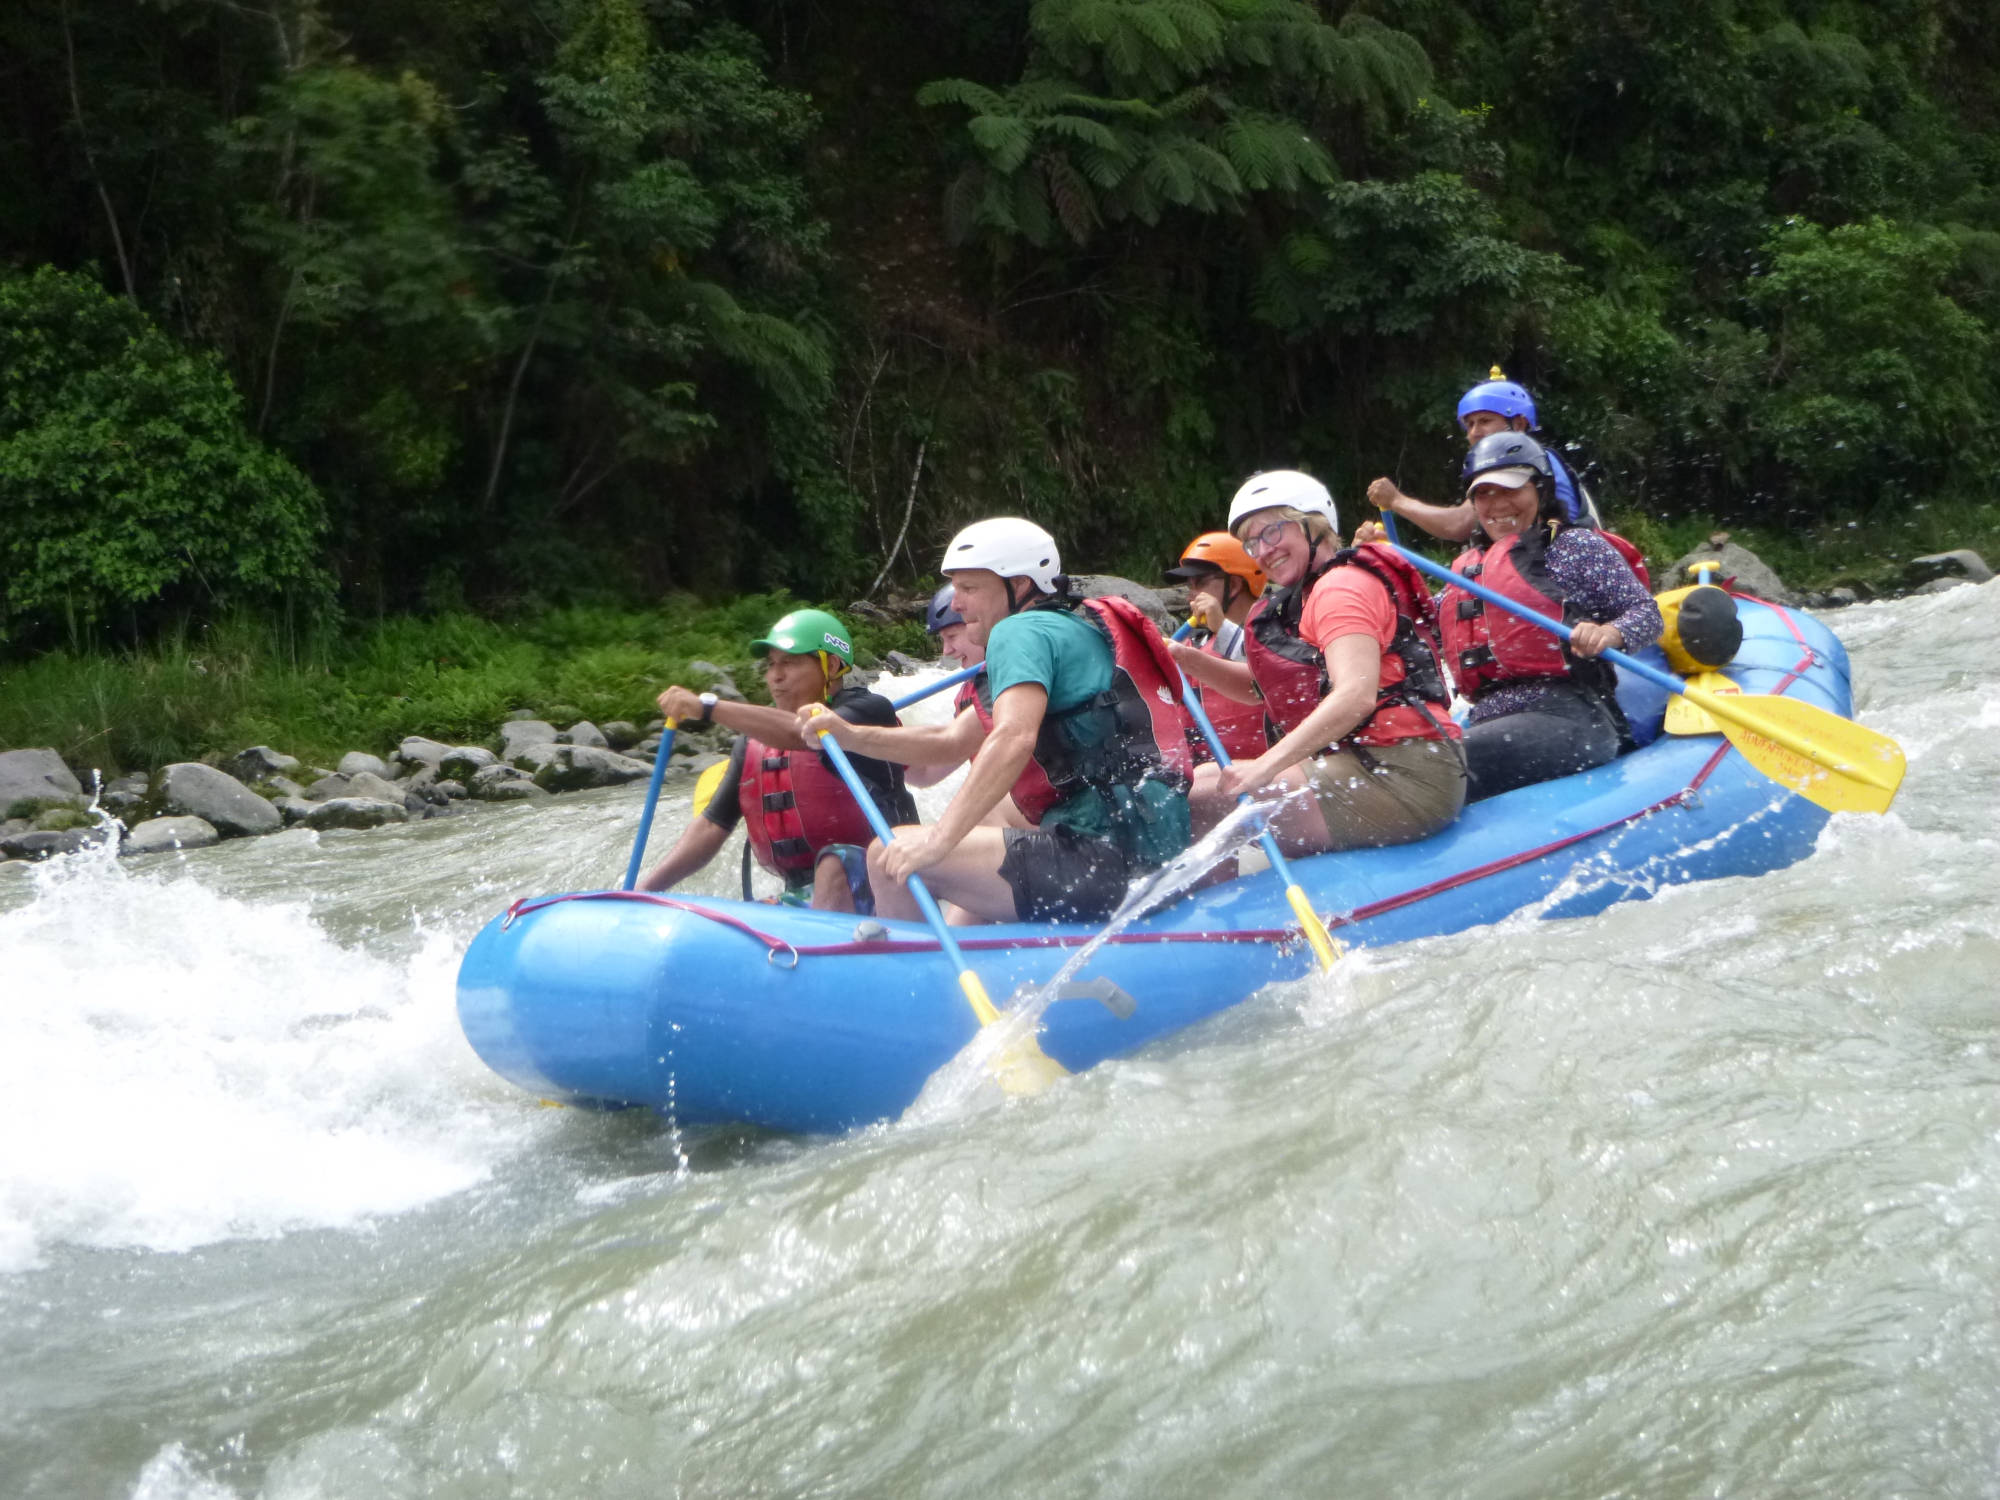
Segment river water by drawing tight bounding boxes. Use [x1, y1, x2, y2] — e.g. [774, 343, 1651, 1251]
[2, 584, 1996, 1498]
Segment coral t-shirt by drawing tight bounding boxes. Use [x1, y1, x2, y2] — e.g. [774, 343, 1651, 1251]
[1299, 562, 1397, 657]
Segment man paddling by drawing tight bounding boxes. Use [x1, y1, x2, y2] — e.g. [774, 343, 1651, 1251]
[803, 518, 1193, 924]
[638, 608, 914, 912]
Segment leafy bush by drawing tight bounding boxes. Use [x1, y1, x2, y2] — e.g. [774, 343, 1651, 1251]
[0, 267, 330, 645]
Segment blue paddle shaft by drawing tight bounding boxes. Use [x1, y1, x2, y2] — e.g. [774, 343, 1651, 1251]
[1389, 542, 1691, 698]
[621, 724, 678, 891]
[814, 722, 978, 976]
[890, 662, 983, 711]
[1170, 624, 1311, 890]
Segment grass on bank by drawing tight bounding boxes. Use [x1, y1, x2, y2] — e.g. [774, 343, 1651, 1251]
[0, 593, 929, 777]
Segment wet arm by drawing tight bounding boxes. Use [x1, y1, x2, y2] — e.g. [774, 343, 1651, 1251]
[637, 813, 730, 892]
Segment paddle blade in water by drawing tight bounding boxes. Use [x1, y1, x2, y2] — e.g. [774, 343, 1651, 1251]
[959, 969, 1067, 1094]
[1285, 881, 1345, 972]
[1694, 688, 1907, 815]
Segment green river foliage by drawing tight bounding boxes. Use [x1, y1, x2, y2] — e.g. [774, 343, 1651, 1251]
[2, 0, 1999, 648]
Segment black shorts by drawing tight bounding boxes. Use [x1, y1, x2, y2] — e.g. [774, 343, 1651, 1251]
[998, 825, 1143, 923]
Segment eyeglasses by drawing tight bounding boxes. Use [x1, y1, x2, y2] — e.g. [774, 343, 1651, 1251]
[1239, 518, 1295, 555]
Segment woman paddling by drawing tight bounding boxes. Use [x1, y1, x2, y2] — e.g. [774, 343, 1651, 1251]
[1187, 470, 1465, 854]
[1439, 433, 1663, 802]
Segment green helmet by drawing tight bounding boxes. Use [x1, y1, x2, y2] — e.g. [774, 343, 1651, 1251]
[751, 608, 854, 670]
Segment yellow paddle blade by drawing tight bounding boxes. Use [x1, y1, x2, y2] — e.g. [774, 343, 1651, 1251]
[1663, 671, 1740, 736]
[959, 969, 1068, 1095]
[1285, 883, 1345, 973]
[1688, 686, 1907, 815]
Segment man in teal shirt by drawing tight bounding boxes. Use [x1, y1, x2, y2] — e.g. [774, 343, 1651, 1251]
[805, 518, 1192, 923]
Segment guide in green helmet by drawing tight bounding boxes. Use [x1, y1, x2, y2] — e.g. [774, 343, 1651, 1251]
[752, 609, 853, 673]
[637, 605, 914, 918]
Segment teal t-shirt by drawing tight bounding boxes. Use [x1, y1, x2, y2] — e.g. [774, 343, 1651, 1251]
[983, 608, 1113, 714]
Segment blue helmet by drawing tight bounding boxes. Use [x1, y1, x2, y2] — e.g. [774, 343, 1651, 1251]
[1456, 366, 1539, 430]
[925, 584, 964, 634]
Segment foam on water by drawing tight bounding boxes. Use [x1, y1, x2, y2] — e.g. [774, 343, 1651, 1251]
[0, 837, 541, 1273]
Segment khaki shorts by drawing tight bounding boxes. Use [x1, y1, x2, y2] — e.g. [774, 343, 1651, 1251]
[1305, 737, 1467, 851]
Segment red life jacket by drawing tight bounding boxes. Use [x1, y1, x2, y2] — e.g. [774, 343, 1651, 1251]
[738, 736, 882, 879]
[1440, 529, 1620, 705]
[1189, 634, 1268, 764]
[969, 594, 1194, 825]
[1243, 544, 1457, 750]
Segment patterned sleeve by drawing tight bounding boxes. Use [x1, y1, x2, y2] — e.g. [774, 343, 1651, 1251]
[1547, 529, 1663, 650]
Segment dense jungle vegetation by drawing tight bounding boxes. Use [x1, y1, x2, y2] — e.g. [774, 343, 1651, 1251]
[1, 0, 1997, 756]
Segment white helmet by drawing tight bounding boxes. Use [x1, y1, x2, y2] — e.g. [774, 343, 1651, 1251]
[941, 517, 1063, 594]
[1227, 470, 1337, 535]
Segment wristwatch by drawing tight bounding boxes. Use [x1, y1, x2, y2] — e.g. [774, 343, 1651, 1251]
[698, 692, 718, 723]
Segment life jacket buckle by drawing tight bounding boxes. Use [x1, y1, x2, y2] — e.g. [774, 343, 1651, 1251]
[761, 790, 796, 813]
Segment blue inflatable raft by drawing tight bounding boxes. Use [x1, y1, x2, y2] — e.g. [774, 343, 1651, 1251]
[459, 597, 1850, 1134]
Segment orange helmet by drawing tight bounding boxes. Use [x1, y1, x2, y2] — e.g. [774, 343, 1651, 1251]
[1166, 532, 1267, 596]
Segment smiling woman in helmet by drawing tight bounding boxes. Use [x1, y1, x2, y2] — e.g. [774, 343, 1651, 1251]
[1189, 470, 1466, 854]
[803, 517, 1194, 924]
[1437, 433, 1663, 801]
[1363, 367, 1600, 544]
[638, 608, 916, 913]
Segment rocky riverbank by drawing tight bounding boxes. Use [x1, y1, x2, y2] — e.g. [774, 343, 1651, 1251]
[0, 665, 753, 863]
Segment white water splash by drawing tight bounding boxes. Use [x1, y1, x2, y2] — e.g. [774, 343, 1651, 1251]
[0, 841, 541, 1273]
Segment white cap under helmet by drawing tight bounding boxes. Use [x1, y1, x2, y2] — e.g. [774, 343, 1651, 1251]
[1227, 470, 1337, 535]
[941, 517, 1063, 594]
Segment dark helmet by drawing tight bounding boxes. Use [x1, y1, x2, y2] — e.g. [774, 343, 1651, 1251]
[925, 584, 965, 634]
[1462, 431, 1559, 521]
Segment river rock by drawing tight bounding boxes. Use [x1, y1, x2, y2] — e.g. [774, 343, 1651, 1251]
[1071, 574, 1175, 630]
[394, 736, 453, 769]
[532, 746, 654, 792]
[475, 776, 549, 802]
[507, 742, 565, 774]
[500, 720, 558, 763]
[335, 770, 397, 803]
[0, 748, 83, 818]
[275, 797, 315, 826]
[225, 745, 300, 784]
[158, 762, 282, 837]
[304, 773, 351, 802]
[102, 780, 148, 814]
[1913, 576, 1972, 595]
[337, 751, 391, 779]
[438, 746, 497, 781]
[34, 806, 96, 832]
[435, 779, 468, 801]
[600, 721, 641, 750]
[2, 827, 108, 861]
[1665, 537, 1798, 604]
[123, 816, 221, 855]
[1906, 549, 1993, 586]
[563, 721, 609, 749]
[303, 797, 410, 831]
[687, 662, 746, 702]
[882, 650, 924, 675]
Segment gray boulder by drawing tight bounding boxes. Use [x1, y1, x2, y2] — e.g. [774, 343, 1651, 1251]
[345, 770, 405, 803]
[123, 816, 221, 856]
[304, 773, 352, 803]
[303, 797, 410, 831]
[500, 720, 558, 763]
[531, 746, 655, 793]
[600, 720, 641, 750]
[687, 661, 746, 702]
[158, 762, 282, 837]
[337, 751, 392, 779]
[1914, 576, 1973, 595]
[275, 797, 316, 826]
[435, 779, 468, 800]
[562, 720, 609, 749]
[1906, 549, 1993, 586]
[505, 741, 565, 774]
[2, 827, 108, 861]
[469, 763, 530, 796]
[394, 736, 453, 769]
[882, 650, 924, 675]
[0, 748, 83, 818]
[474, 776, 549, 802]
[1070, 574, 1175, 630]
[1666, 536, 1798, 604]
[225, 746, 300, 784]
[439, 746, 498, 781]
